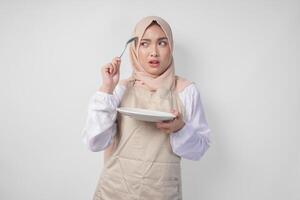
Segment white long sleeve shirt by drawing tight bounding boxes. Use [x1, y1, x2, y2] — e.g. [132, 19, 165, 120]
[81, 83, 212, 161]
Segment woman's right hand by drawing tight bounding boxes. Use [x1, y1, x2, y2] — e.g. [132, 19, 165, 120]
[99, 57, 121, 94]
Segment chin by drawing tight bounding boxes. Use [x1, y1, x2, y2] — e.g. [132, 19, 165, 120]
[142, 64, 167, 76]
[146, 68, 162, 76]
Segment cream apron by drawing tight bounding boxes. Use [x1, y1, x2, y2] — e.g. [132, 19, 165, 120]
[93, 78, 186, 200]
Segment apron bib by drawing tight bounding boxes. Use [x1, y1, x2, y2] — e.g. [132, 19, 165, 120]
[93, 78, 186, 200]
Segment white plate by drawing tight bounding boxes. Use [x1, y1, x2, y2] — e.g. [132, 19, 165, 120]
[116, 107, 176, 122]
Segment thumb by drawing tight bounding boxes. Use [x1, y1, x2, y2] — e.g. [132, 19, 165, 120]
[171, 109, 179, 118]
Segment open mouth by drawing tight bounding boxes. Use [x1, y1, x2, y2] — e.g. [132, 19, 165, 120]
[148, 60, 160, 67]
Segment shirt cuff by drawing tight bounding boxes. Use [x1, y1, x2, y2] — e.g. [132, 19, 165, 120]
[89, 90, 118, 112]
[170, 122, 194, 151]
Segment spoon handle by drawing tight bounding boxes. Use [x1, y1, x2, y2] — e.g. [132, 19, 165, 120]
[119, 37, 138, 58]
[119, 46, 127, 58]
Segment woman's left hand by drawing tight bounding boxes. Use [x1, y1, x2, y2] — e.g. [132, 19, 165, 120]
[156, 109, 185, 134]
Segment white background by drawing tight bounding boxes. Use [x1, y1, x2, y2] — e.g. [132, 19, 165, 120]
[1, 0, 299, 199]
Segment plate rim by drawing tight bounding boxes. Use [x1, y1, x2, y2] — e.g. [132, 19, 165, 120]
[116, 107, 176, 118]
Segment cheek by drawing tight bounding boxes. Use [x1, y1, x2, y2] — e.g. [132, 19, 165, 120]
[138, 48, 148, 64]
[160, 48, 171, 65]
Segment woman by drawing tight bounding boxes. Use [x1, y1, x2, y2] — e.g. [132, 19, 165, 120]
[82, 16, 211, 200]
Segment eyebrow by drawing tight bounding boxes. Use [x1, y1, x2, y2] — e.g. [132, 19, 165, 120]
[140, 37, 168, 41]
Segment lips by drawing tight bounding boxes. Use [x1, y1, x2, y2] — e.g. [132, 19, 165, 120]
[148, 60, 160, 68]
[149, 60, 160, 64]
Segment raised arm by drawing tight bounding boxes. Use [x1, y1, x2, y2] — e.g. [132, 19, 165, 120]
[81, 84, 126, 152]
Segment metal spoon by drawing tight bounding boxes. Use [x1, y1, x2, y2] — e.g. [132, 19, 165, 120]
[119, 36, 138, 58]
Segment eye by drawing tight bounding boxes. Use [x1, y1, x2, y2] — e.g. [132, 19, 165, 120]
[159, 41, 167, 46]
[140, 42, 148, 47]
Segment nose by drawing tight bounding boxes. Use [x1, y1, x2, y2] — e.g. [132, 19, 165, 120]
[150, 46, 158, 57]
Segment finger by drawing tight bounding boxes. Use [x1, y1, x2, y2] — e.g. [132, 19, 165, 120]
[112, 58, 120, 75]
[171, 110, 180, 120]
[114, 62, 120, 74]
[114, 56, 121, 64]
[156, 122, 172, 129]
[103, 64, 111, 75]
[104, 68, 110, 76]
[113, 57, 121, 66]
[103, 63, 110, 71]
[111, 62, 116, 75]
[108, 63, 113, 74]
[112, 62, 119, 75]
[165, 119, 175, 124]
[171, 109, 179, 116]
[112, 58, 118, 66]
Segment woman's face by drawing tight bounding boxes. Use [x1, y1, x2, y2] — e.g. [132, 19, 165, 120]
[137, 24, 171, 77]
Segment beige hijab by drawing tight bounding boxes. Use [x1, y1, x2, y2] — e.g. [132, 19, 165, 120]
[126, 16, 191, 92]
